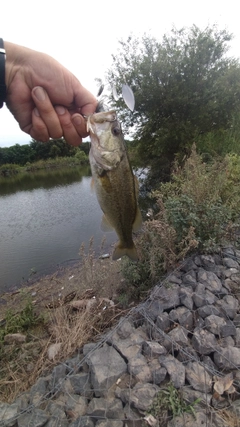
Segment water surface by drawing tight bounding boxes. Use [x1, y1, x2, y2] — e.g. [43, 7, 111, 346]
[0, 167, 116, 292]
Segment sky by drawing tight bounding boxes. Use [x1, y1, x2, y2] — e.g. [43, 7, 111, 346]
[1, 0, 240, 147]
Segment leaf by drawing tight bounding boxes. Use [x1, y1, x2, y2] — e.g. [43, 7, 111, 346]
[214, 373, 234, 395]
[97, 83, 104, 97]
[122, 84, 135, 111]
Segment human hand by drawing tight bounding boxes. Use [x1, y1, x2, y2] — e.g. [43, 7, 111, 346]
[4, 42, 97, 145]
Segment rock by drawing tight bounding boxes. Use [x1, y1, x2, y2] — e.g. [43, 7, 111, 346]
[65, 394, 88, 420]
[4, 333, 26, 344]
[50, 364, 66, 390]
[83, 343, 96, 356]
[47, 343, 62, 361]
[223, 257, 239, 269]
[192, 329, 218, 355]
[142, 341, 167, 357]
[159, 355, 185, 388]
[169, 307, 193, 330]
[145, 299, 163, 320]
[168, 326, 189, 347]
[185, 362, 212, 392]
[193, 284, 216, 307]
[128, 355, 152, 382]
[0, 402, 18, 427]
[87, 344, 127, 397]
[69, 417, 95, 427]
[68, 373, 92, 398]
[130, 383, 159, 411]
[155, 284, 180, 310]
[18, 408, 49, 427]
[167, 411, 208, 427]
[197, 305, 221, 319]
[95, 421, 123, 427]
[182, 270, 197, 287]
[197, 268, 222, 293]
[149, 359, 167, 385]
[204, 314, 226, 336]
[179, 288, 193, 310]
[216, 295, 239, 319]
[214, 346, 240, 369]
[156, 313, 170, 332]
[117, 319, 134, 339]
[87, 397, 124, 420]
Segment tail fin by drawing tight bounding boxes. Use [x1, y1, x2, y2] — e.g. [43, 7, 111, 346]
[112, 242, 138, 262]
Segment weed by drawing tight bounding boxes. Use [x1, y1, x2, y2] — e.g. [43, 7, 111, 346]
[0, 299, 43, 342]
[147, 383, 201, 421]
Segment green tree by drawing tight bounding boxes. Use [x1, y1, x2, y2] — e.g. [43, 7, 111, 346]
[106, 26, 240, 180]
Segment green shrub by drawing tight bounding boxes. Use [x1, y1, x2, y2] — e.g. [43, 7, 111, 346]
[121, 145, 240, 287]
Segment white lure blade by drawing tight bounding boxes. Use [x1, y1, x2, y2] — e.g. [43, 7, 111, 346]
[122, 84, 135, 112]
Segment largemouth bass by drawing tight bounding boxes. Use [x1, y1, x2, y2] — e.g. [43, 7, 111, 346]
[87, 110, 142, 261]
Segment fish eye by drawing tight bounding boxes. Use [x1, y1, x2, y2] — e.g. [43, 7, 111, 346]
[112, 126, 121, 136]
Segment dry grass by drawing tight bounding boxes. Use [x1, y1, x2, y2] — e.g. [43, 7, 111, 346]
[0, 239, 130, 403]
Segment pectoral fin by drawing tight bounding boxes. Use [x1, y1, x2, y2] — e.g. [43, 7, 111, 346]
[101, 214, 114, 232]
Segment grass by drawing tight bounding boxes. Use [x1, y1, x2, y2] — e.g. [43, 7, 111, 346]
[147, 382, 202, 426]
[0, 239, 132, 403]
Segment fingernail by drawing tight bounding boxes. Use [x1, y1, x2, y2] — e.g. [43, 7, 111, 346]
[33, 86, 46, 101]
[72, 115, 83, 126]
[55, 106, 66, 115]
[34, 108, 40, 117]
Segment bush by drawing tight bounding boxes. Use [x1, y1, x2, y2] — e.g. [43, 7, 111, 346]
[121, 145, 240, 287]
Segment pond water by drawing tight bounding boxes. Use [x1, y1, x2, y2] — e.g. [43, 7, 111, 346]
[0, 166, 117, 292]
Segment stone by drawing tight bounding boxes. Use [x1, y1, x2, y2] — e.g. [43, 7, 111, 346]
[69, 372, 92, 398]
[193, 284, 216, 307]
[182, 270, 197, 287]
[192, 329, 218, 355]
[185, 362, 212, 392]
[83, 343, 96, 356]
[159, 355, 185, 388]
[142, 341, 167, 357]
[87, 344, 127, 397]
[0, 402, 18, 427]
[95, 421, 123, 427]
[167, 411, 208, 427]
[168, 326, 189, 347]
[220, 321, 236, 337]
[204, 314, 226, 336]
[69, 417, 94, 427]
[235, 328, 240, 347]
[223, 257, 239, 269]
[65, 395, 88, 420]
[197, 268, 223, 293]
[50, 364, 66, 390]
[156, 313, 170, 332]
[180, 258, 198, 272]
[116, 319, 134, 339]
[169, 307, 193, 330]
[47, 343, 62, 360]
[181, 387, 212, 405]
[18, 409, 49, 427]
[130, 383, 159, 411]
[4, 333, 26, 344]
[216, 295, 239, 319]
[128, 355, 152, 382]
[214, 346, 240, 369]
[155, 284, 180, 310]
[179, 287, 193, 310]
[197, 305, 221, 319]
[149, 359, 167, 385]
[87, 397, 124, 420]
[145, 299, 163, 321]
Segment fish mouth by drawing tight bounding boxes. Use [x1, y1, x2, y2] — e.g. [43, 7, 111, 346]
[86, 111, 117, 134]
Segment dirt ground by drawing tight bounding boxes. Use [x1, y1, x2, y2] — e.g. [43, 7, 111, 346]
[0, 255, 124, 322]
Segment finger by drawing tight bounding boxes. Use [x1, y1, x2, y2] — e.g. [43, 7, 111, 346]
[32, 87, 63, 139]
[30, 108, 49, 142]
[71, 113, 89, 138]
[55, 106, 83, 146]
